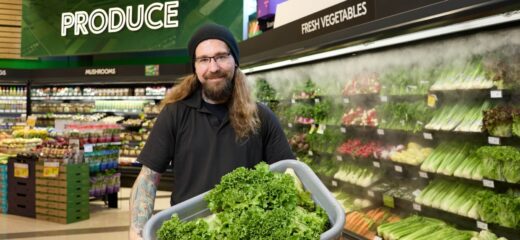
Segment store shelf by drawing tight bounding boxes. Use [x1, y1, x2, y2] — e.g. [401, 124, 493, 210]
[0, 96, 25, 100]
[342, 230, 368, 240]
[383, 197, 520, 240]
[94, 109, 143, 115]
[31, 96, 164, 101]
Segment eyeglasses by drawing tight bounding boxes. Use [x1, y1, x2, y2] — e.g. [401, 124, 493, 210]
[194, 53, 232, 67]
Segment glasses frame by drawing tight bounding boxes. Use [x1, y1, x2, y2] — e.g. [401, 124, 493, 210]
[194, 52, 232, 68]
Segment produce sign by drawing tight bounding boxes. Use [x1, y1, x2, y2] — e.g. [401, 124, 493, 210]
[157, 163, 329, 239]
[22, 0, 243, 56]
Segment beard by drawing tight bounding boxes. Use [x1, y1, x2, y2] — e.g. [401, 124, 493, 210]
[201, 70, 234, 102]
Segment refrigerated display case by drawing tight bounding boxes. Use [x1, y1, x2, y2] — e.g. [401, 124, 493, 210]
[248, 7, 520, 240]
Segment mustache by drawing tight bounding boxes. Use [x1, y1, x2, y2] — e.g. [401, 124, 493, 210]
[204, 72, 227, 79]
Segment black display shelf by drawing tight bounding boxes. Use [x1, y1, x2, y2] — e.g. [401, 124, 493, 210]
[343, 230, 369, 240]
[387, 197, 520, 240]
[378, 94, 427, 103]
[428, 88, 513, 104]
[342, 94, 380, 107]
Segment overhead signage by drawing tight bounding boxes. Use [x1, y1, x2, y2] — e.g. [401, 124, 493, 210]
[300, 0, 374, 36]
[61, 1, 179, 36]
[22, 0, 243, 57]
[85, 68, 117, 76]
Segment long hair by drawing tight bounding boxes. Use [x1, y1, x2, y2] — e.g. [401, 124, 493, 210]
[161, 68, 260, 140]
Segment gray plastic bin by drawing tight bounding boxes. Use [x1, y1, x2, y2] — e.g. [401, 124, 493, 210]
[143, 160, 345, 240]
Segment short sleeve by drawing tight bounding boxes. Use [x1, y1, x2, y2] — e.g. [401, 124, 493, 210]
[258, 104, 295, 164]
[137, 104, 176, 173]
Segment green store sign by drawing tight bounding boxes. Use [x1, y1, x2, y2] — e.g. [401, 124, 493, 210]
[22, 0, 243, 57]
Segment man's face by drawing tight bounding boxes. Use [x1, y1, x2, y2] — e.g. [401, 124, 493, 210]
[194, 39, 236, 103]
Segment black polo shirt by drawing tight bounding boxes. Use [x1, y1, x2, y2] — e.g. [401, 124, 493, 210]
[137, 87, 295, 205]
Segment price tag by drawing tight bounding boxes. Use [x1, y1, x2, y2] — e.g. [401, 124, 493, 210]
[488, 137, 500, 145]
[377, 129, 385, 135]
[374, 236, 383, 240]
[314, 98, 320, 103]
[14, 163, 29, 179]
[412, 189, 422, 197]
[413, 203, 422, 212]
[373, 161, 381, 168]
[419, 171, 429, 179]
[423, 132, 433, 140]
[336, 155, 343, 161]
[367, 190, 375, 197]
[483, 179, 495, 188]
[317, 124, 326, 134]
[84, 144, 94, 153]
[288, 123, 293, 128]
[380, 96, 388, 102]
[490, 90, 503, 99]
[43, 162, 60, 178]
[383, 194, 395, 208]
[340, 127, 346, 133]
[343, 98, 350, 104]
[477, 221, 488, 230]
[308, 150, 314, 156]
[331, 180, 338, 187]
[394, 165, 403, 173]
[427, 94, 438, 107]
[291, 99, 296, 104]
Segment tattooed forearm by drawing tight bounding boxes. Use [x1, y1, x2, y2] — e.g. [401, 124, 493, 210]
[129, 166, 161, 238]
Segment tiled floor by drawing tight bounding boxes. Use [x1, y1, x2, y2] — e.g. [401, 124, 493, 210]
[0, 188, 172, 239]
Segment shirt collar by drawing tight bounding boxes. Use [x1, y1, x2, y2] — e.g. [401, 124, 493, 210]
[182, 86, 203, 109]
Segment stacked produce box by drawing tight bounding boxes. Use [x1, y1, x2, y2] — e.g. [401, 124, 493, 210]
[35, 163, 90, 224]
[7, 154, 37, 218]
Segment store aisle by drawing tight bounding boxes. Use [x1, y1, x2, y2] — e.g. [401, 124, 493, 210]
[0, 188, 172, 239]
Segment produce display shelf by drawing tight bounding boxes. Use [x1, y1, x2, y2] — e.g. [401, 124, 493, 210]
[315, 150, 520, 194]
[31, 96, 164, 101]
[382, 197, 520, 240]
[342, 230, 369, 240]
[428, 88, 513, 101]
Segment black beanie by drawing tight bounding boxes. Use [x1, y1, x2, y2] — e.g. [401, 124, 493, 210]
[188, 23, 239, 72]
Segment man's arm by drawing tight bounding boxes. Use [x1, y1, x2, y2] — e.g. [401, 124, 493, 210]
[129, 166, 162, 239]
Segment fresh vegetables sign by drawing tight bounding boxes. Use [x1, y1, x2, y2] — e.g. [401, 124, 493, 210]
[22, 0, 243, 57]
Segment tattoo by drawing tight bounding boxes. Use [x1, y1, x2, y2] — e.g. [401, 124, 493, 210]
[130, 166, 161, 236]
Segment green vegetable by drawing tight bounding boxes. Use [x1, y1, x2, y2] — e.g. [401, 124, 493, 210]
[158, 163, 329, 239]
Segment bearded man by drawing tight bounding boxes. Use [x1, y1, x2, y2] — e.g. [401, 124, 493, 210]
[129, 23, 294, 239]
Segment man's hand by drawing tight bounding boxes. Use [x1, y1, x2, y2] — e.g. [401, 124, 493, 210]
[129, 166, 161, 239]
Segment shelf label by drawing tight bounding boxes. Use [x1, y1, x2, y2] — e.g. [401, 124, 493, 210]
[413, 203, 422, 212]
[331, 180, 338, 187]
[488, 136, 500, 145]
[373, 161, 381, 168]
[314, 98, 320, 103]
[380, 96, 388, 102]
[482, 179, 495, 188]
[343, 98, 350, 104]
[412, 189, 422, 197]
[477, 221, 488, 230]
[336, 155, 343, 161]
[427, 94, 438, 107]
[419, 171, 429, 179]
[288, 123, 293, 128]
[383, 194, 395, 208]
[291, 99, 296, 104]
[43, 162, 60, 178]
[377, 129, 385, 135]
[14, 163, 29, 179]
[84, 144, 94, 153]
[423, 132, 433, 140]
[308, 150, 314, 156]
[490, 90, 503, 99]
[317, 124, 326, 134]
[394, 165, 403, 173]
[373, 236, 383, 240]
[340, 127, 347, 133]
[367, 190, 375, 197]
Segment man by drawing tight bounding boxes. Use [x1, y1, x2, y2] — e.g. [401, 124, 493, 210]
[129, 23, 294, 239]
